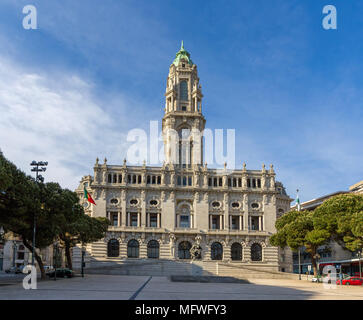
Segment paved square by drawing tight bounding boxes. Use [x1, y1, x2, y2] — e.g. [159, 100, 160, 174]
[0, 274, 363, 300]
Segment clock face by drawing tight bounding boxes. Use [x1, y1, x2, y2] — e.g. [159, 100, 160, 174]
[83, 202, 89, 209]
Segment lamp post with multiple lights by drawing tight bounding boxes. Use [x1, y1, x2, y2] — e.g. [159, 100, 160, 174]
[29, 161, 48, 267]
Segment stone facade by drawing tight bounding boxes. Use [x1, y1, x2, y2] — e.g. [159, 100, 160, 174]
[75, 44, 293, 274]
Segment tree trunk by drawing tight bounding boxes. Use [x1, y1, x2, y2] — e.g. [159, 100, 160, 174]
[309, 247, 319, 277]
[22, 238, 46, 280]
[65, 241, 73, 270]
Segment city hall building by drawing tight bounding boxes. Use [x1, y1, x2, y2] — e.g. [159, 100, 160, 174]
[75, 44, 293, 275]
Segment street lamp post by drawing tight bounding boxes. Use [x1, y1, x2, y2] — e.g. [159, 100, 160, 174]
[298, 248, 301, 280]
[30, 161, 48, 267]
[12, 240, 17, 268]
[81, 245, 85, 278]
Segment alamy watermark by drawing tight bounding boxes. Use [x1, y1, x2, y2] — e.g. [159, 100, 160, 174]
[126, 121, 236, 171]
[22, 264, 37, 290]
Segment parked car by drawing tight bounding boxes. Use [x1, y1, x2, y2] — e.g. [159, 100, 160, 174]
[43, 265, 53, 271]
[46, 268, 74, 278]
[5, 266, 22, 274]
[336, 277, 363, 286]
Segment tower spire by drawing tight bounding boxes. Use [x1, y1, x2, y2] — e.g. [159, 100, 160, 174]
[181, 40, 184, 50]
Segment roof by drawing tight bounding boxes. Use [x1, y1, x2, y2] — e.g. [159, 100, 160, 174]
[172, 41, 193, 67]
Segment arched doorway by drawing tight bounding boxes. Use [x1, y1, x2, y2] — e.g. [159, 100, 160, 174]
[127, 239, 139, 258]
[231, 243, 242, 261]
[147, 240, 159, 259]
[178, 241, 192, 259]
[251, 243, 262, 261]
[107, 239, 119, 257]
[211, 242, 223, 260]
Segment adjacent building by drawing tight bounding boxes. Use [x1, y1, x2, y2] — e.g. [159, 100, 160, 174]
[291, 180, 363, 276]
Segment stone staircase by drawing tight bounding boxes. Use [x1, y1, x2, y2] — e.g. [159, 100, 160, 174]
[83, 258, 299, 280]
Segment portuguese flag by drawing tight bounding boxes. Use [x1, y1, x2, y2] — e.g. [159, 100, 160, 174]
[84, 187, 96, 205]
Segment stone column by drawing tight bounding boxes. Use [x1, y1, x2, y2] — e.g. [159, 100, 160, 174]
[220, 215, 223, 230]
[118, 211, 121, 227]
[127, 212, 130, 227]
[239, 215, 243, 230]
[209, 215, 213, 230]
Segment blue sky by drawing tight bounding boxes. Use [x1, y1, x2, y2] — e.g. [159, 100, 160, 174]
[0, 0, 362, 203]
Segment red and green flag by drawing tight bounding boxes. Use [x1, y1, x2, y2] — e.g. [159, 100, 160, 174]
[84, 187, 96, 205]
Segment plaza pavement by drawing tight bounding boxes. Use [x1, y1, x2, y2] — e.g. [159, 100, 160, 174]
[0, 274, 362, 300]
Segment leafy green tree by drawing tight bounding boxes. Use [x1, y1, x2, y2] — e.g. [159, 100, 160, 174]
[0, 152, 56, 279]
[270, 210, 330, 276]
[52, 188, 109, 269]
[314, 194, 363, 253]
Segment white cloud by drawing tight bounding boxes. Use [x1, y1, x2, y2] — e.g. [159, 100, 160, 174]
[0, 55, 131, 190]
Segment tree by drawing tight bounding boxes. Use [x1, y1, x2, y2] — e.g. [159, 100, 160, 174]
[0, 152, 57, 279]
[314, 194, 363, 253]
[270, 210, 330, 276]
[52, 188, 109, 269]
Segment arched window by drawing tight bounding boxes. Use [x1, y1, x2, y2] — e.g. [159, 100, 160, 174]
[127, 239, 139, 258]
[231, 243, 242, 261]
[147, 240, 159, 259]
[211, 242, 223, 260]
[178, 241, 191, 259]
[180, 81, 188, 100]
[251, 243, 262, 261]
[108, 174, 112, 183]
[107, 239, 119, 257]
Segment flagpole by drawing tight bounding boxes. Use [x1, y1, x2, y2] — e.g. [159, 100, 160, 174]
[297, 189, 301, 280]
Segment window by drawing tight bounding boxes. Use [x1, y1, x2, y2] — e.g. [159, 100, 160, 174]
[251, 216, 259, 230]
[231, 243, 242, 261]
[178, 241, 191, 259]
[149, 214, 158, 227]
[251, 243, 262, 261]
[211, 242, 223, 260]
[251, 202, 259, 209]
[113, 174, 117, 183]
[107, 239, 119, 257]
[108, 174, 112, 183]
[110, 198, 118, 205]
[231, 202, 240, 208]
[118, 174, 122, 183]
[147, 240, 159, 259]
[110, 212, 118, 226]
[157, 176, 161, 184]
[180, 81, 188, 100]
[127, 240, 139, 258]
[247, 179, 251, 188]
[231, 216, 239, 230]
[150, 200, 158, 206]
[130, 213, 138, 227]
[219, 178, 223, 186]
[180, 215, 190, 228]
[182, 106, 187, 111]
[208, 178, 212, 186]
[130, 199, 138, 206]
[147, 175, 151, 184]
[188, 176, 192, 186]
[211, 215, 221, 230]
[212, 201, 220, 208]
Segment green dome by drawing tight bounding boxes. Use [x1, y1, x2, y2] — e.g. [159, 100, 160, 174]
[172, 41, 193, 66]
